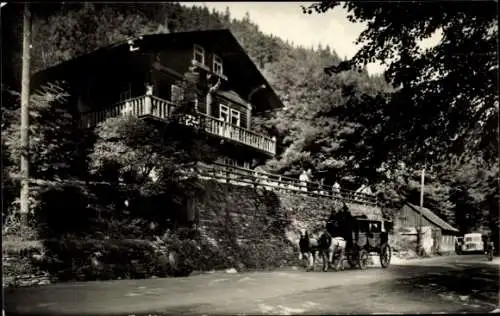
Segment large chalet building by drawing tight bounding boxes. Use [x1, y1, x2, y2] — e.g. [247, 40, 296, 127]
[32, 29, 378, 209]
[32, 29, 282, 170]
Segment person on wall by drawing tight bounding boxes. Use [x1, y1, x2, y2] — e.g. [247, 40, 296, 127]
[299, 169, 310, 192]
[332, 181, 341, 197]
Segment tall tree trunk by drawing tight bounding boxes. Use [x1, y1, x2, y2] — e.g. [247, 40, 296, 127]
[20, 2, 32, 221]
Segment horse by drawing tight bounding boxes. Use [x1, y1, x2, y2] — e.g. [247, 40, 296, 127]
[298, 228, 346, 272]
[298, 229, 318, 271]
[324, 234, 347, 271]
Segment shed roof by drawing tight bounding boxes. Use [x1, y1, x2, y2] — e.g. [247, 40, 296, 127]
[406, 203, 459, 233]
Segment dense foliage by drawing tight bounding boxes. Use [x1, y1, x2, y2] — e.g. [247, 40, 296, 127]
[304, 1, 498, 237]
[305, 1, 498, 167]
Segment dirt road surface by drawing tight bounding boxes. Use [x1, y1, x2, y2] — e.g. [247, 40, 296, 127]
[4, 254, 499, 315]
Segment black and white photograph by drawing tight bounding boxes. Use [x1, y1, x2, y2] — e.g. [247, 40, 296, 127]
[2, 1, 498, 315]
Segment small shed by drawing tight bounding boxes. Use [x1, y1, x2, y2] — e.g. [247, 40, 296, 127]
[395, 203, 459, 255]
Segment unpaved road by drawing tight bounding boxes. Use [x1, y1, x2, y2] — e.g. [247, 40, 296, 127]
[4, 255, 499, 315]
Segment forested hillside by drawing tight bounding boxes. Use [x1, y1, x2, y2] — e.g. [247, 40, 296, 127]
[2, 2, 497, 239]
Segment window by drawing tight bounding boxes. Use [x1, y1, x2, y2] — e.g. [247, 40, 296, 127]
[171, 84, 184, 103]
[193, 44, 205, 65]
[219, 105, 240, 126]
[223, 157, 237, 166]
[358, 221, 369, 233]
[219, 104, 230, 123]
[230, 109, 240, 126]
[369, 222, 381, 233]
[213, 54, 223, 75]
[230, 160, 248, 169]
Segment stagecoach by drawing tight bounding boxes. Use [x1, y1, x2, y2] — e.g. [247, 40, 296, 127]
[328, 216, 393, 270]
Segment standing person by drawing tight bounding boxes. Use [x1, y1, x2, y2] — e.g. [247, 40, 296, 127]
[332, 181, 341, 197]
[145, 83, 153, 115]
[486, 236, 495, 261]
[206, 76, 221, 115]
[319, 178, 326, 195]
[299, 169, 310, 192]
[306, 168, 313, 192]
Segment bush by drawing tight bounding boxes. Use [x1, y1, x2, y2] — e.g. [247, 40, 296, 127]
[237, 238, 297, 270]
[2, 215, 49, 287]
[151, 230, 233, 275]
[41, 237, 161, 281]
[39, 230, 231, 281]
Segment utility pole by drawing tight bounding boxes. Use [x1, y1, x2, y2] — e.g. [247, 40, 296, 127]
[20, 2, 32, 221]
[417, 166, 426, 256]
[420, 167, 425, 208]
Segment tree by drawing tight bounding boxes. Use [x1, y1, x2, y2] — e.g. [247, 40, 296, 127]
[87, 70, 219, 237]
[31, 3, 163, 72]
[304, 1, 498, 170]
[439, 157, 499, 235]
[304, 1, 498, 239]
[223, 6, 231, 24]
[262, 45, 392, 188]
[1, 82, 92, 240]
[2, 82, 83, 209]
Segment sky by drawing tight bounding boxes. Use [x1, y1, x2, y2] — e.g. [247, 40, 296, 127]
[183, 2, 442, 75]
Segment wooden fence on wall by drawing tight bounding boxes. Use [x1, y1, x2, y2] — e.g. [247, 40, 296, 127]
[194, 162, 378, 206]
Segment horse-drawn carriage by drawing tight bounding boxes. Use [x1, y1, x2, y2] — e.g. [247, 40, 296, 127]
[337, 216, 392, 270]
[299, 213, 392, 271]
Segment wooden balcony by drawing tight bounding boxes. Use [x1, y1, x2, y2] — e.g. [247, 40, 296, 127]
[79, 95, 277, 156]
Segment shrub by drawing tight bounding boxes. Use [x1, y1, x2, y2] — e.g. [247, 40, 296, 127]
[237, 238, 297, 271]
[39, 230, 231, 281]
[41, 237, 160, 281]
[2, 214, 49, 287]
[150, 230, 233, 275]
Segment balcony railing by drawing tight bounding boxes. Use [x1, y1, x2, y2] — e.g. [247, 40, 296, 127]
[196, 112, 275, 155]
[79, 95, 277, 155]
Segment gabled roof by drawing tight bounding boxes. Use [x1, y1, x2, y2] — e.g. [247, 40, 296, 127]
[406, 203, 459, 233]
[32, 29, 283, 113]
[216, 90, 248, 107]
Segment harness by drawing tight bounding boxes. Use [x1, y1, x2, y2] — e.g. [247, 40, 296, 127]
[299, 232, 322, 254]
[299, 234, 311, 253]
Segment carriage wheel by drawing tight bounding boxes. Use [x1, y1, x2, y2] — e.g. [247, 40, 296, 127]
[358, 249, 369, 270]
[380, 243, 391, 268]
[346, 250, 357, 268]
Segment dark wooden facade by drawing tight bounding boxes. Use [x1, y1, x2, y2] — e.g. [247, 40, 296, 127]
[32, 30, 282, 167]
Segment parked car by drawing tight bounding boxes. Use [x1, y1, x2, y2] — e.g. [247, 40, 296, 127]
[460, 233, 485, 254]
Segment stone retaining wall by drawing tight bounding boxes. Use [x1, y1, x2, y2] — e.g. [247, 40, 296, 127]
[3, 180, 383, 287]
